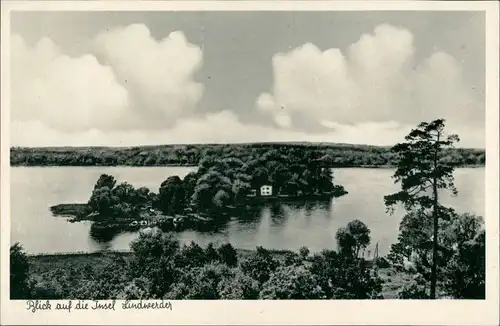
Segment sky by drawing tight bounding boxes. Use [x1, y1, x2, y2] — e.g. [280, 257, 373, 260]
[10, 11, 485, 148]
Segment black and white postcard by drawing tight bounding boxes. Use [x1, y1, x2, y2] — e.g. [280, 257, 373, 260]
[1, 1, 499, 325]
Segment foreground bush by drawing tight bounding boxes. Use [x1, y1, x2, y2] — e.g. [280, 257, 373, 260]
[387, 212, 485, 299]
[12, 227, 384, 300]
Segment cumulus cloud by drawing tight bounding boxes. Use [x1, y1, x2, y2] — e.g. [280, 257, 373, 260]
[256, 24, 484, 144]
[10, 23, 484, 148]
[94, 24, 204, 128]
[11, 24, 204, 133]
[11, 35, 129, 132]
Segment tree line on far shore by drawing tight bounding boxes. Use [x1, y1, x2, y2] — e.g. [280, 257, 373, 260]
[10, 142, 485, 168]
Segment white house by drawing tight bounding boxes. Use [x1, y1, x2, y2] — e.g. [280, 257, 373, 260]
[260, 185, 273, 196]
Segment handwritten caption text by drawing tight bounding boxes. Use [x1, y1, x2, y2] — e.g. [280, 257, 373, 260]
[26, 300, 173, 313]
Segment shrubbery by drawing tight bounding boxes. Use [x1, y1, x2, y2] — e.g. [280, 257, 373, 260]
[11, 220, 386, 300]
[11, 211, 485, 300]
[386, 212, 485, 299]
[10, 243, 31, 299]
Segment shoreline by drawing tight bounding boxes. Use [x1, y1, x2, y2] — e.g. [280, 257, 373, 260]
[25, 247, 281, 259]
[50, 190, 347, 234]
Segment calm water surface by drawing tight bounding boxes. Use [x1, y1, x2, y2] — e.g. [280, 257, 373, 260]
[10, 167, 484, 256]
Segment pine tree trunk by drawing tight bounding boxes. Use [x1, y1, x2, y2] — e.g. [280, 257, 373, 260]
[430, 133, 440, 299]
[430, 181, 439, 299]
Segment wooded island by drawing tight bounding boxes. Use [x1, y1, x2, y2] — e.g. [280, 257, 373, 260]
[51, 147, 348, 240]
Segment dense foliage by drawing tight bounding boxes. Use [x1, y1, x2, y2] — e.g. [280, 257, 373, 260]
[87, 174, 156, 220]
[335, 219, 371, 258]
[12, 221, 385, 300]
[386, 211, 485, 299]
[10, 243, 31, 299]
[10, 142, 484, 167]
[187, 148, 346, 214]
[86, 146, 347, 219]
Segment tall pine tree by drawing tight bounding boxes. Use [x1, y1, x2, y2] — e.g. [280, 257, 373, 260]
[385, 119, 459, 298]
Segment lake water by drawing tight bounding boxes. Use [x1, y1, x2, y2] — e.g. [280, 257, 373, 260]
[10, 167, 484, 256]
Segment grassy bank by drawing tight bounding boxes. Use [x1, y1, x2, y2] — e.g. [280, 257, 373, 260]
[27, 251, 132, 274]
[28, 248, 296, 270]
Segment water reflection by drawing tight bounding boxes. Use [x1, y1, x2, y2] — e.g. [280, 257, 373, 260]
[269, 203, 286, 224]
[232, 204, 262, 223]
[89, 223, 122, 243]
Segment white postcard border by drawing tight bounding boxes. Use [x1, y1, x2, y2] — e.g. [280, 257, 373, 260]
[1, 1, 498, 325]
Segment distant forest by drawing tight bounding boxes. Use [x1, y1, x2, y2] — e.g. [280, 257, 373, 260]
[10, 142, 485, 167]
